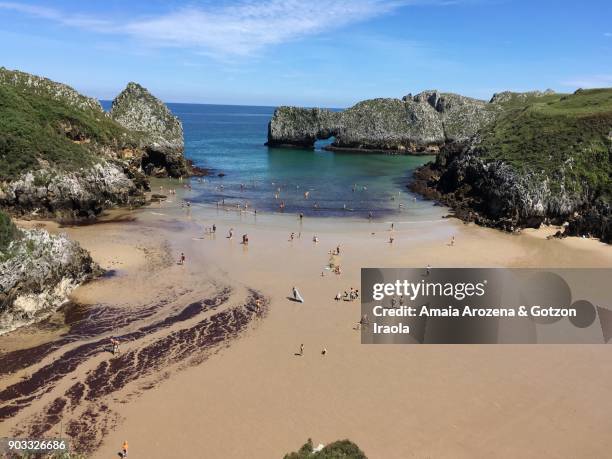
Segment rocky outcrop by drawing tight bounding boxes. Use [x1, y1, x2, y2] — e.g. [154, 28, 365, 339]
[408, 87, 611, 243]
[0, 228, 101, 335]
[111, 82, 188, 177]
[266, 90, 497, 153]
[411, 140, 611, 243]
[0, 68, 193, 219]
[0, 162, 146, 220]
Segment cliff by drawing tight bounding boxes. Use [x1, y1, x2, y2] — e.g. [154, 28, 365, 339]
[266, 90, 497, 153]
[0, 211, 101, 334]
[110, 82, 188, 177]
[0, 68, 187, 219]
[411, 89, 611, 242]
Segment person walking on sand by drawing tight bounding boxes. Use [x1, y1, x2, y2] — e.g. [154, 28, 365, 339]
[212, 224, 216, 234]
[228, 228, 234, 239]
[120, 440, 128, 458]
[450, 235, 455, 246]
[178, 252, 186, 265]
[299, 343, 304, 356]
[110, 337, 120, 355]
[289, 232, 295, 241]
[358, 314, 369, 330]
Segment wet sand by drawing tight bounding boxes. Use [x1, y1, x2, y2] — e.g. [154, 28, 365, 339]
[1, 189, 611, 458]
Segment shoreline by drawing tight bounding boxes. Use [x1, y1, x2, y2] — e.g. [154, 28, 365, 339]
[1, 195, 611, 457]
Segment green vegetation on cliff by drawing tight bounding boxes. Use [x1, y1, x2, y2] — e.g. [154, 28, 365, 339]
[0, 68, 136, 180]
[477, 88, 612, 200]
[283, 439, 367, 459]
[0, 210, 19, 252]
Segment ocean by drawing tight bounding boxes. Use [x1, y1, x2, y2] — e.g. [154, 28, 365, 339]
[102, 102, 439, 219]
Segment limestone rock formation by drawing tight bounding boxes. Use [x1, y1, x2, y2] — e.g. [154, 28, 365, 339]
[0, 162, 145, 220]
[266, 90, 496, 153]
[410, 88, 612, 242]
[111, 82, 188, 177]
[0, 227, 101, 334]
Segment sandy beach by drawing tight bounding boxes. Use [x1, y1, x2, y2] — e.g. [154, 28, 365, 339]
[1, 185, 611, 458]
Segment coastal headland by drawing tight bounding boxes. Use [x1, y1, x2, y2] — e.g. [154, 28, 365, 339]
[0, 68, 611, 458]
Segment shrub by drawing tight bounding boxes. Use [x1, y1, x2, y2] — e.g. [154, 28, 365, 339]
[284, 438, 367, 459]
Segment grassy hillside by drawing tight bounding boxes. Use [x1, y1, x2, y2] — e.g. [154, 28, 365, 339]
[0, 69, 136, 180]
[478, 89, 612, 200]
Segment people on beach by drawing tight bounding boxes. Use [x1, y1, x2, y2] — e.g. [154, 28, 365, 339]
[289, 232, 295, 241]
[450, 235, 455, 246]
[357, 314, 369, 330]
[212, 224, 216, 233]
[228, 228, 234, 239]
[242, 234, 249, 245]
[299, 343, 304, 356]
[178, 252, 186, 265]
[119, 440, 128, 458]
[321, 347, 327, 355]
[389, 236, 394, 244]
[313, 235, 319, 243]
[342, 288, 358, 301]
[426, 264, 431, 276]
[110, 337, 120, 355]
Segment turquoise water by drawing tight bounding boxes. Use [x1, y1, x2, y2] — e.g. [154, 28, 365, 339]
[102, 102, 438, 219]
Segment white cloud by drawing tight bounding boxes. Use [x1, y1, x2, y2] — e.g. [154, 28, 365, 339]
[0, 2, 111, 30]
[561, 75, 612, 89]
[0, 0, 438, 58]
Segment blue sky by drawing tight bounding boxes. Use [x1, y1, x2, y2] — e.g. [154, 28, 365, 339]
[0, 0, 610, 107]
